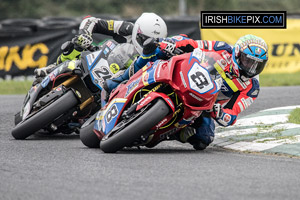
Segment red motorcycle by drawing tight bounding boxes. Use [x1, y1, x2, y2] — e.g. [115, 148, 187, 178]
[80, 48, 223, 153]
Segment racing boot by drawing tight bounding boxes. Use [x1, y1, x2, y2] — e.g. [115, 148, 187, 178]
[174, 127, 196, 143]
[189, 116, 215, 150]
[187, 134, 210, 151]
[174, 115, 215, 150]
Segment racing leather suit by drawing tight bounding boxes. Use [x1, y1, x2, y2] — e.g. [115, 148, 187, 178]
[57, 16, 138, 70]
[188, 38, 260, 149]
[121, 35, 260, 149]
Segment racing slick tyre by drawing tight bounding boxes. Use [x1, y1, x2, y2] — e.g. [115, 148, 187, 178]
[11, 90, 78, 139]
[80, 121, 100, 148]
[100, 99, 170, 153]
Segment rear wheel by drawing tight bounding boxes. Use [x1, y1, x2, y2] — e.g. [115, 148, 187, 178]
[100, 99, 170, 153]
[11, 90, 78, 139]
[80, 120, 100, 148]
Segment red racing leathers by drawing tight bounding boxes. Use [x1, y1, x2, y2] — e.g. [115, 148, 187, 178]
[172, 36, 260, 127]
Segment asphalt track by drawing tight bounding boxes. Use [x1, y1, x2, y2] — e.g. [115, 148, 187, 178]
[1, 86, 300, 200]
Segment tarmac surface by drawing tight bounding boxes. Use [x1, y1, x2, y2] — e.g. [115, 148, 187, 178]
[1, 86, 300, 200]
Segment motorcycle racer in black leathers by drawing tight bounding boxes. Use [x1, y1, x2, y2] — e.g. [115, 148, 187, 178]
[34, 13, 168, 82]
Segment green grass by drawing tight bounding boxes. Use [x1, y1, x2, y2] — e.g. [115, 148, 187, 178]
[0, 80, 32, 94]
[259, 72, 300, 87]
[288, 108, 300, 124]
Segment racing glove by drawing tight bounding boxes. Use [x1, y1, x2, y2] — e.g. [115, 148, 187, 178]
[210, 103, 223, 119]
[72, 33, 93, 50]
[142, 38, 157, 55]
[210, 103, 236, 127]
[159, 39, 177, 56]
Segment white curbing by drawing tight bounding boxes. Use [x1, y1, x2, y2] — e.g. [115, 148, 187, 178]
[214, 105, 300, 156]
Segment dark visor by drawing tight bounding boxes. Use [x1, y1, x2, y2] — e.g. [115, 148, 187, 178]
[239, 52, 267, 78]
[136, 33, 150, 46]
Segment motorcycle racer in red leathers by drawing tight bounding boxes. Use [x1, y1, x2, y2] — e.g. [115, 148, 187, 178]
[103, 34, 268, 150]
[176, 34, 268, 150]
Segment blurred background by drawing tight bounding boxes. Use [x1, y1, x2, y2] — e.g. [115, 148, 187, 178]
[1, 0, 300, 18]
[0, 0, 299, 93]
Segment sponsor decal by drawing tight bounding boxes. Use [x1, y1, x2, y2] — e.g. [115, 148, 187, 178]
[103, 47, 110, 55]
[106, 41, 112, 47]
[109, 63, 120, 74]
[109, 43, 116, 50]
[251, 89, 259, 96]
[221, 59, 227, 66]
[238, 97, 254, 111]
[179, 71, 187, 88]
[156, 118, 168, 129]
[223, 114, 231, 123]
[106, 41, 116, 50]
[107, 20, 114, 31]
[139, 96, 152, 108]
[49, 73, 55, 81]
[217, 58, 228, 69]
[125, 78, 141, 97]
[75, 90, 82, 99]
[32, 86, 37, 92]
[142, 72, 149, 86]
[41, 76, 50, 88]
[86, 51, 101, 67]
[221, 51, 232, 64]
[191, 48, 204, 63]
[217, 41, 225, 47]
[255, 47, 262, 54]
[56, 87, 62, 92]
[231, 62, 240, 76]
[189, 92, 203, 102]
[172, 36, 183, 41]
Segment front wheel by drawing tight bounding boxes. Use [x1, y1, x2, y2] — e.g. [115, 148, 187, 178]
[80, 120, 100, 148]
[100, 99, 170, 153]
[11, 90, 78, 139]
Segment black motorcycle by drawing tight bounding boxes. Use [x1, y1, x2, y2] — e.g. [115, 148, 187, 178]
[12, 40, 122, 139]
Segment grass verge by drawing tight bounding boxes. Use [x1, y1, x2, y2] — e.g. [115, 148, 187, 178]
[0, 80, 32, 94]
[288, 108, 300, 124]
[259, 72, 300, 87]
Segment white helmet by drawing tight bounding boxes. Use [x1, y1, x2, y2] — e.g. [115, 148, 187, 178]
[132, 12, 168, 54]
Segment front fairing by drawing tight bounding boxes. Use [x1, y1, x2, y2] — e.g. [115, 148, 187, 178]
[94, 48, 224, 137]
[20, 61, 76, 120]
[81, 40, 126, 90]
[153, 48, 223, 111]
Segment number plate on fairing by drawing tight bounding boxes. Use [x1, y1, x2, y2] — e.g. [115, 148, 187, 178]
[90, 58, 113, 88]
[188, 62, 214, 94]
[85, 50, 113, 90]
[94, 98, 127, 135]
